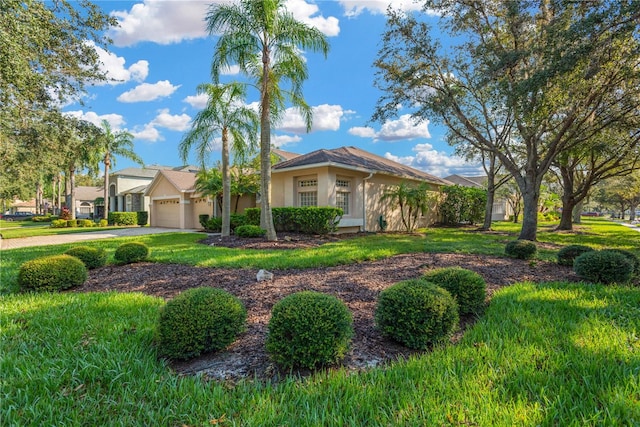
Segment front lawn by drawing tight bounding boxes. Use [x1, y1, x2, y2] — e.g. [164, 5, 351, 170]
[1, 218, 638, 425]
[2, 282, 638, 425]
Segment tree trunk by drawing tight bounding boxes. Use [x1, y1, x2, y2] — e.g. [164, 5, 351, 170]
[630, 201, 638, 221]
[572, 199, 583, 224]
[481, 182, 495, 230]
[518, 176, 541, 241]
[260, 50, 277, 241]
[103, 155, 110, 221]
[221, 128, 231, 237]
[69, 165, 76, 220]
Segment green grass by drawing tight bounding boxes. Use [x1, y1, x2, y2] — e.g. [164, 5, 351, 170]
[0, 222, 115, 239]
[2, 282, 638, 425]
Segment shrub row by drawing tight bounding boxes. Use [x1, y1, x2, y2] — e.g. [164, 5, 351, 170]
[51, 219, 99, 228]
[157, 267, 486, 368]
[17, 242, 150, 292]
[200, 214, 247, 232]
[108, 211, 148, 226]
[245, 207, 343, 235]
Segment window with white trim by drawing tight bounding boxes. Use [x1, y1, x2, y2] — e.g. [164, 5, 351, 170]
[297, 176, 317, 207]
[335, 176, 351, 215]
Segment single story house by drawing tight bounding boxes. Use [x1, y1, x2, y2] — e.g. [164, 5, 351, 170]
[272, 146, 450, 232]
[443, 174, 513, 221]
[74, 186, 103, 219]
[145, 146, 450, 232]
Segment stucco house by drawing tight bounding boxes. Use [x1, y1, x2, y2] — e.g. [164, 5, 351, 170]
[145, 146, 450, 232]
[108, 165, 199, 217]
[272, 146, 449, 232]
[443, 174, 513, 221]
[74, 186, 103, 218]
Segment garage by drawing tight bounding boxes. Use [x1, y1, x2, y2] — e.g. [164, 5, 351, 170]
[152, 199, 180, 228]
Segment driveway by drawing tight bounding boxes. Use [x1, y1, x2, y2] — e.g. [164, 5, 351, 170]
[0, 227, 201, 250]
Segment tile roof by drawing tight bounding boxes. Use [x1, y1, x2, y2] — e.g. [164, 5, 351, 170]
[75, 186, 103, 200]
[272, 148, 301, 162]
[273, 146, 449, 185]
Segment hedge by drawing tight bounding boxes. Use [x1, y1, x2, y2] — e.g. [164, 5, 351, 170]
[244, 207, 343, 235]
[108, 212, 138, 226]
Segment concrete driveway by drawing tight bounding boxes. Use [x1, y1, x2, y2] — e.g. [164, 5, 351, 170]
[0, 227, 201, 250]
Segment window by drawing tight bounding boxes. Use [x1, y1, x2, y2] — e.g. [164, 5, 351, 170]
[299, 191, 317, 207]
[125, 194, 132, 212]
[297, 176, 317, 207]
[336, 191, 349, 214]
[335, 176, 351, 215]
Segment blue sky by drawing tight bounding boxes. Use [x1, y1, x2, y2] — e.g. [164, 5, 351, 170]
[64, 0, 484, 178]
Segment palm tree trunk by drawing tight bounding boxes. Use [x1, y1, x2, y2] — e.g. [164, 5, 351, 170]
[260, 52, 277, 241]
[103, 155, 110, 221]
[69, 165, 77, 220]
[221, 128, 231, 237]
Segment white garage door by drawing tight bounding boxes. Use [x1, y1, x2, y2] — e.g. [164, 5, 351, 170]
[153, 199, 180, 228]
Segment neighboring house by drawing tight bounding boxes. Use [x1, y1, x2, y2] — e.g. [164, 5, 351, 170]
[443, 174, 513, 221]
[108, 165, 199, 218]
[145, 169, 256, 229]
[74, 186, 102, 219]
[272, 146, 450, 233]
[9, 199, 37, 214]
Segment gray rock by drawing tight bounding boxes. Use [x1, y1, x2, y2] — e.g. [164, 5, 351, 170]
[256, 269, 274, 282]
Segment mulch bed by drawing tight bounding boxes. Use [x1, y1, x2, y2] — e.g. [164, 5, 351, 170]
[76, 232, 579, 382]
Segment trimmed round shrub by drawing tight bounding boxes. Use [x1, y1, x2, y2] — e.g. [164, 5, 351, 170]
[573, 250, 634, 284]
[18, 255, 87, 292]
[114, 242, 149, 264]
[505, 240, 537, 260]
[266, 291, 353, 370]
[557, 245, 594, 266]
[157, 287, 247, 360]
[235, 224, 266, 238]
[605, 249, 640, 275]
[422, 267, 486, 316]
[64, 246, 107, 269]
[98, 219, 108, 227]
[375, 280, 459, 350]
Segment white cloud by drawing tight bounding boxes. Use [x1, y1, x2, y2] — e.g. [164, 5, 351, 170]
[88, 42, 149, 85]
[278, 104, 346, 133]
[131, 123, 162, 142]
[63, 110, 126, 129]
[286, 0, 340, 36]
[339, 0, 427, 17]
[385, 143, 484, 177]
[109, 0, 339, 47]
[117, 80, 180, 103]
[348, 126, 376, 138]
[109, 1, 210, 47]
[183, 93, 209, 109]
[152, 109, 191, 131]
[348, 114, 430, 142]
[272, 134, 302, 147]
[220, 64, 241, 75]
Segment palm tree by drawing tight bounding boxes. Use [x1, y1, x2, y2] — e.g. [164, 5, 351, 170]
[179, 82, 258, 237]
[97, 120, 143, 220]
[206, 0, 330, 240]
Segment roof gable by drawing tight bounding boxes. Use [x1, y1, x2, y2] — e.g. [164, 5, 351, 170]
[146, 169, 197, 196]
[273, 146, 449, 185]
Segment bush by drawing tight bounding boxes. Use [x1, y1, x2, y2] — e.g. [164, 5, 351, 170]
[235, 225, 266, 238]
[230, 214, 247, 230]
[64, 246, 107, 269]
[439, 185, 487, 226]
[246, 207, 343, 235]
[108, 212, 137, 226]
[51, 219, 67, 228]
[136, 211, 149, 226]
[17, 255, 87, 292]
[375, 280, 458, 349]
[78, 219, 94, 228]
[573, 250, 634, 284]
[505, 240, 537, 260]
[98, 219, 108, 227]
[266, 291, 353, 369]
[114, 242, 149, 264]
[605, 249, 640, 275]
[59, 207, 72, 220]
[157, 287, 247, 360]
[421, 267, 486, 316]
[198, 214, 210, 229]
[32, 215, 53, 223]
[66, 219, 78, 228]
[204, 217, 222, 232]
[557, 245, 594, 267]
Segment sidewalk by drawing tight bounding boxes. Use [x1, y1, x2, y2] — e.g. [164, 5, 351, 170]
[0, 227, 201, 250]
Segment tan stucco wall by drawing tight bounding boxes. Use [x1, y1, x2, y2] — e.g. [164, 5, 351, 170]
[272, 167, 444, 232]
